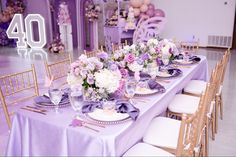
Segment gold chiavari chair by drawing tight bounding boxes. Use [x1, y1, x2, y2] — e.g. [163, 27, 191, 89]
[83, 49, 101, 58]
[182, 49, 230, 134]
[0, 64, 39, 129]
[44, 54, 71, 87]
[215, 48, 231, 133]
[112, 40, 128, 53]
[166, 66, 218, 156]
[180, 39, 199, 53]
[123, 91, 208, 157]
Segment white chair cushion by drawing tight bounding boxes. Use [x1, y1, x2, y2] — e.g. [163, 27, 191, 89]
[143, 117, 181, 150]
[123, 142, 174, 157]
[168, 94, 200, 114]
[184, 80, 207, 95]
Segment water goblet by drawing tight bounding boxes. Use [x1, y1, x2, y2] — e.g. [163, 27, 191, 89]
[125, 77, 137, 104]
[161, 55, 170, 71]
[183, 51, 190, 62]
[69, 88, 84, 119]
[102, 99, 116, 115]
[48, 87, 62, 114]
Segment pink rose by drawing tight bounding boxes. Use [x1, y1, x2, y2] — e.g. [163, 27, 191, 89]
[124, 53, 135, 64]
[119, 68, 128, 78]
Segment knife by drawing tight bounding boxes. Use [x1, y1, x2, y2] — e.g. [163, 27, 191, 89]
[21, 107, 47, 115]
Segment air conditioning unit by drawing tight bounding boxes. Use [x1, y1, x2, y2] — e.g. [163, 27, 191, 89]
[207, 35, 232, 48]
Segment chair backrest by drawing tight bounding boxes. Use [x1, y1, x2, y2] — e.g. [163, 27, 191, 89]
[44, 55, 71, 86]
[220, 49, 231, 84]
[175, 91, 206, 156]
[133, 16, 166, 44]
[180, 40, 199, 53]
[83, 49, 100, 58]
[0, 64, 39, 129]
[111, 40, 128, 53]
[176, 76, 216, 156]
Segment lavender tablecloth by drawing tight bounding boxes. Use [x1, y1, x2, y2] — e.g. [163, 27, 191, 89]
[6, 56, 208, 156]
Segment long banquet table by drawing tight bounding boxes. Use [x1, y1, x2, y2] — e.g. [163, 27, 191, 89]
[6, 56, 208, 156]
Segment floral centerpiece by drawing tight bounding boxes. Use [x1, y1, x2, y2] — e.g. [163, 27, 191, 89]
[0, 0, 26, 46]
[85, 2, 101, 22]
[57, 1, 71, 25]
[48, 38, 65, 53]
[110, 38, 179, 78]
[67, 54, 122, 101]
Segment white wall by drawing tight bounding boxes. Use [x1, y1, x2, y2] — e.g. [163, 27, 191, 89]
[153, 0, 236, 47]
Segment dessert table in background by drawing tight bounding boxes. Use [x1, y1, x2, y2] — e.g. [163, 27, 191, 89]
[6, 56, 208, 156]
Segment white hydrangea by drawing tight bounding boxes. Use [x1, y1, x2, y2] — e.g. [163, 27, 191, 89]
[94, 69, 121, 93]
[128, 61, 144, 72]
[147, 38, 159, 47]
[67, 73, 83, 87]
[123, 45, 131, 53]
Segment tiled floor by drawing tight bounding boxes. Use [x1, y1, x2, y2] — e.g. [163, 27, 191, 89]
[0, 47, 235, 156]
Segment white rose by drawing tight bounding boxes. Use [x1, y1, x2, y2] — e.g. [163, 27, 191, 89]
[128, 61, 143, 72]
[123, 45, 130, 52]
[150, 47, 156, 55]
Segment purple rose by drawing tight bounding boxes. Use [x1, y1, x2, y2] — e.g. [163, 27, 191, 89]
[119, 68, 128, 78]
[156, 58, 162, 66]
[96, 52, 108, 60]
[87, 74, 94, 85]
[124, 53, 135, 64]
[108, 63, 118, 71]
[141, 53, 150, 61]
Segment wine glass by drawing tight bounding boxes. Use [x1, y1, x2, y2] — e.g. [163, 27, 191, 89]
[125, 77, 137, 104]
[161, 54, 170, 71]
[48, 87, 62, 114]
[183, 51, 190, 62]
[69, 88, 84, 119]
[102, 99, 116, 115]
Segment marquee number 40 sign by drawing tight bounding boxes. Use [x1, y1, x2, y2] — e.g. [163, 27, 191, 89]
[6, 14, 47, 49]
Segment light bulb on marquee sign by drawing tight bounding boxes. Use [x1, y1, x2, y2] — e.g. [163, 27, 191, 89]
[6, 14, 47, 49]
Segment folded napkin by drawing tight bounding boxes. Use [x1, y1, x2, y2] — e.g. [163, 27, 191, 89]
[115, 100, 140, 120]
[189, 56, 201, 62]
[167, 68, 182, 76]
[34, 93, 69, 105]
[82, 101, 102, 113]
[82, 100, 140, 120]
[174, 54, 201, 62]
[174, 54, 184, 60]
[148, 79, 166, 93]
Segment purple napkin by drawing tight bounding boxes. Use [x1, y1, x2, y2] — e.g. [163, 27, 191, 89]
[167, 68, 182, 77]
[189, 56, 201, 62]
[148, 79, 166, 93]
[115, 100, 140, 120]
[82, 101, 102, 113]
[34, 93, 69, 105]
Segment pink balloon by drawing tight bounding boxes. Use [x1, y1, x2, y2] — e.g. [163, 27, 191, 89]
[143, 0, 151, 5]
[130, 0, 144, 8]
[140, 4, 148, 13]
[146, 8, 155, 17]
[148, 3, 155, 10]
[133, 8, 141, 17]
[154, 9, 165, 17]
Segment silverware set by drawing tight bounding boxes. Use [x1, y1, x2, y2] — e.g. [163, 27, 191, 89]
[21, 106, 47, 115]
[70, 119, 105, 132]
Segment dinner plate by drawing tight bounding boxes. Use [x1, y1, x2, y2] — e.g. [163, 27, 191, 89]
[86, 108, 130, 124]
[172, 56, 201, 65]
[135, 86, 159, 95]
[34, 95, 70, 108]
[156, 68, 182, 78]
